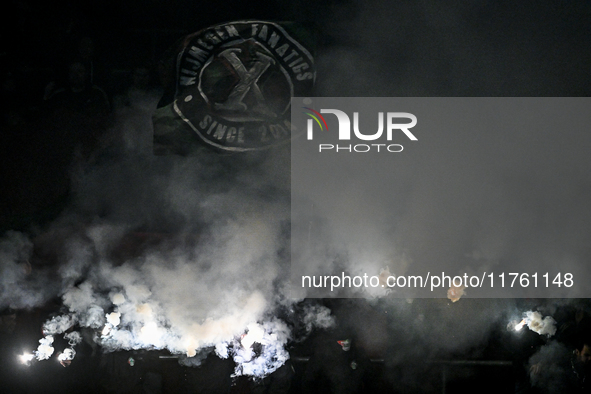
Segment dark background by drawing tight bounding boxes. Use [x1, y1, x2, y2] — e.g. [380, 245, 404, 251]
[1, 1, 591, 393]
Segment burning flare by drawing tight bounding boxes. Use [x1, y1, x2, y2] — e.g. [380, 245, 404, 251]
[447, 285, 465, 302]
[19, 352, 34, 365]
[514, 319, 526, 331]
[35, 335, 54, 360]
[58, 348, 76, 367]
[508, 311, 556, 337]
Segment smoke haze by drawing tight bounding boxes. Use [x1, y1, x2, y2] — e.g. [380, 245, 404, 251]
[1, 1, 590, 390]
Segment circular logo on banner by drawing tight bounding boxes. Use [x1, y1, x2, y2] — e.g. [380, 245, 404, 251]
[174, 21, 315, 151]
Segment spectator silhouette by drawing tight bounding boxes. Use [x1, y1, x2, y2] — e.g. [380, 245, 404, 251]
[44, 58, 111, 160]
[522, 334, 591, 394]
[109, 64, 162, 156]
[32, 59, 111, 220]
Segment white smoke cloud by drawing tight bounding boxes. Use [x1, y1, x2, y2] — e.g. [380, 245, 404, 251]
[523, 311, 557, 337]
[57, 347, 76, 362]
[14, 121, 324, 378]
[35, 335, 54, 360]
[508, 309, 558, 340]
[42, 314, 77, 335]
[64, 331, 82, 346]
[230, 319, 291, 378]
[302, 304, 336, 334]
[25, 199, 299, 377]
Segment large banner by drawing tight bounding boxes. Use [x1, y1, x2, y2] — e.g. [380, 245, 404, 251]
[153, 21, 315, 154]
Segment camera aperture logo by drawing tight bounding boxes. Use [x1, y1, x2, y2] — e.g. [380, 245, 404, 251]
[304, 108, 418, 153]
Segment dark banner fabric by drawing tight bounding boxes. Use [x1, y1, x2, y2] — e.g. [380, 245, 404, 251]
[154, 20, 315, 155]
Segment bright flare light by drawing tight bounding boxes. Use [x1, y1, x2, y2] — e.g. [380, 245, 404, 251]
[102, 324, 112, 336]
[515, 319, 526, 331]
[140, 322, 160, 344]
[19, 352, 34, 365]
[241, 324, 265, 349]
[106, 312, 121, 326]
[58, 348, 75, 361]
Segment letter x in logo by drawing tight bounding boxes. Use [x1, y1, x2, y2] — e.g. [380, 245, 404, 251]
[214, 48, 276, 117]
